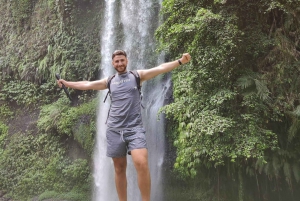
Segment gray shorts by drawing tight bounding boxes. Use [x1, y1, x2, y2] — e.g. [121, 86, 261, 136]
[106, 127, 147, 158]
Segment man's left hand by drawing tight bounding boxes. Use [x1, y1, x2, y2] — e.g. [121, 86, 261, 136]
[180, 53, 191, 64]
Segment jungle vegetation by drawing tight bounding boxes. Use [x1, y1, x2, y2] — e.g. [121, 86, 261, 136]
[158, 0, 300, 200]
[0, 0, 102, 200]
[0, 0, 300, 201]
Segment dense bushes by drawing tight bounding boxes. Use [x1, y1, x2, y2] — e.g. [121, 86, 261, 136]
[0, 96, 97, 200]
[0, 133, 91, 200]
[38, 97, 97, 155]
[0, 0, 101, 200]
[157, 0, 300, 200]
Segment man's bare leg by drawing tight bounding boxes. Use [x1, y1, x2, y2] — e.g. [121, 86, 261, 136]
[113, 157, 127, 201]
[131, 148, 151, 201]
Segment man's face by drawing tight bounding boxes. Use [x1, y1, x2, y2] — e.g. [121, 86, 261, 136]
[112, 55, 128, 73]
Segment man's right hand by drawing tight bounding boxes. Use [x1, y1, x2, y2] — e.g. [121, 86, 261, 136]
[57, 79, 67, 88]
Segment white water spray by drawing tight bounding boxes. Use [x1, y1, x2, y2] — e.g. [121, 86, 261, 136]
[93, 1, 167, 200]
[93, 1, 118, 200]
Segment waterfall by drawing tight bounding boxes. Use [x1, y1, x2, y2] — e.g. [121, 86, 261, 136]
[93, 1, 168, 200]
[93, 0, 118, 200]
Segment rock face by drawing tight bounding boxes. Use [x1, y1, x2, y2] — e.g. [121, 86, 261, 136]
[7, 107, 40, 136]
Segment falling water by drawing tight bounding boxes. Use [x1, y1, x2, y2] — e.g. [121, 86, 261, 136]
[93, 0, 118, 200]
[93, 1, 168, 200]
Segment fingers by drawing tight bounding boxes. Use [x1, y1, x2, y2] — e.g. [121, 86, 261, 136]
[181, 53, 191, 64]
[57, 79, 63, 88]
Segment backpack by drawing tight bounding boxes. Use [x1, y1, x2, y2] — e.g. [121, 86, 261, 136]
[103, 70, 142, 103]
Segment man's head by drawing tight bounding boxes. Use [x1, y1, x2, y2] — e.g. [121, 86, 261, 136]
[112, 50, 128, 73]
[112, 50, 127, 59]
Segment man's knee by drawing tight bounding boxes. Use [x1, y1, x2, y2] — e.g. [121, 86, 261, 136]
[131, 149, 149, 171]
[113, 157, 127, 174]
[135, 156, 148, 168]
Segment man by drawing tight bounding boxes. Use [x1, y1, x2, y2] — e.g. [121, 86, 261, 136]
[57, 50, 191, 201]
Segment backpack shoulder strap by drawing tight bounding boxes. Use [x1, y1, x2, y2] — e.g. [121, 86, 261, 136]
[103, 74, 116, 103]
[129, 70, 141, 92]
[107, 74, 116, 92]
[129, 70, 144, 108]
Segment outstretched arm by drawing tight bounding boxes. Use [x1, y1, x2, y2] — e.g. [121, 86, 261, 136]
[138, 53, 191, 83]
[57, 78, 108, 91]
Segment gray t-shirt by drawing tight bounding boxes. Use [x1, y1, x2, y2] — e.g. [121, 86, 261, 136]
[106, 71, 143, 128]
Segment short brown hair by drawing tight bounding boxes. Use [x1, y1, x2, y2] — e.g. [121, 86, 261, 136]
[112, 50, 127, 59]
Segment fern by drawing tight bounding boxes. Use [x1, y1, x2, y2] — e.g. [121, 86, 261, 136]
[283, 161, 291, 183]
[292, 163, 300, 183]
[272, 155, 281, 178]
[292, 105, 300, 117]
[286, 106, 300, 142]
[236, 75, 255, 89]
[237, 73, 271, 101]
[283, 161, 294, 189]
[37, 56, 49, 82]
[253, 78, 271, 101]
[287, 118, 300, 142]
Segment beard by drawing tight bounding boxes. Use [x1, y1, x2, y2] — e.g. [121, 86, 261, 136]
[115, 65, 127, 73]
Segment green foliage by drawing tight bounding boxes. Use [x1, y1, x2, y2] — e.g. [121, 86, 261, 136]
[39, 189, 90, 201]
[38, 97, 97, 155]
[0, 0, 101, 99]
[0, 121, 8, 155]
[0, 104, 14, 120]
[237, 72, 271, 102]
[0, 0, 102, 199]
[62, 158, 91, 194]
[37, 97, 71, 133]
[11, 0, 35, 28]
[157, 0, 300, 199]
[0, 80, 56, 106]
[0, 133, 91, 200]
